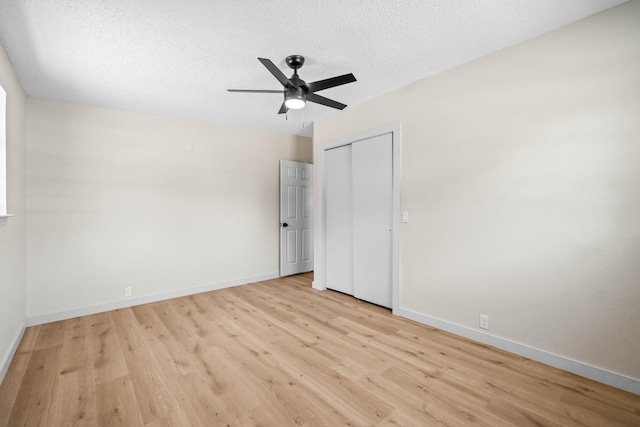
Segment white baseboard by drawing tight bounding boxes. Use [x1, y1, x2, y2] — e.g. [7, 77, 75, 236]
[394, 307, 639, 396]
[0, 318, 27, 387]
[27, 273, 279, 327]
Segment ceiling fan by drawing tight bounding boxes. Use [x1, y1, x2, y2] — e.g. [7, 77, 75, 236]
[227, 55, 356, 115]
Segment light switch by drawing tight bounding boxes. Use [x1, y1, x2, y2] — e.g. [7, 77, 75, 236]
[402, 211, 409, 223]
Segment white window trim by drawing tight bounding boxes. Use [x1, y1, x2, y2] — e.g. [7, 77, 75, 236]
[0, 82, 11, 226]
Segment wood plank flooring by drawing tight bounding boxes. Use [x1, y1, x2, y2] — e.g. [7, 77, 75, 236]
[1, 273, 638, 426]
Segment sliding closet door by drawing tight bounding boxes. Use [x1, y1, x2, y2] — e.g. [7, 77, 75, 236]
[325, 145, 354, 295]
[352, 133, 393, 307]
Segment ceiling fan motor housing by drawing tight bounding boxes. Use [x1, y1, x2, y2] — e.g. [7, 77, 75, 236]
[285, 72, 309, 109]
[288, 75, 308, 92]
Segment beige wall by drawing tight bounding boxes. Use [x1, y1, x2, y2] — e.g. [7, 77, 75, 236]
[0, 44, 27, 372]
[314, 1, 640, 381]
[27, 98, 312, 317]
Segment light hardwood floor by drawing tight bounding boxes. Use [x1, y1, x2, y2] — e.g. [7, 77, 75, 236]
[0, 273, 638, 426]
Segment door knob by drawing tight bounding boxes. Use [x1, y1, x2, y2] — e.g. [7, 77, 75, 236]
[281, 223, 289, 227]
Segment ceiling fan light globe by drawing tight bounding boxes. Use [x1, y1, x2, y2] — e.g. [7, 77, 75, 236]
[285, 98, 306, 109]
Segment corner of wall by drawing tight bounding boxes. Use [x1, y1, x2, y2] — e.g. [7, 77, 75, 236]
[0, 318, 27, 386]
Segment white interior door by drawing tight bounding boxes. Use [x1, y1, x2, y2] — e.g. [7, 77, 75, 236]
[352, 133, 393, 307]
[323, 133, 393, 308]
[280, 160, 313, 277]
[325, 145, 353, 295]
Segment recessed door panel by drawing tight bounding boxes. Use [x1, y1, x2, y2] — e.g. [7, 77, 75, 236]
[302, 185, 312, 219]
[287, 185, 297, 219]
[286, 229, 297, 264]
[287, 166, 297, 179]
[302, 228, 312, 262]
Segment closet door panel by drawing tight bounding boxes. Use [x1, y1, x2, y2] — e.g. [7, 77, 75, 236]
[352, 133, 393, 308]
[325, 145, 354, 295]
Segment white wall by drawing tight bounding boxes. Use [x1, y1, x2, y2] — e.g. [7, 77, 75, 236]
[0, 43, 27, 380]
[27, 98, 311, 317]
[314, 1, 640, 384]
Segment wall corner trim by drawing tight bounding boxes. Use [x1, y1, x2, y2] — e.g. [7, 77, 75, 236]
[0, 317, 27, 387]
[312, 280, 326, 291]
[394, 307, 639, 396]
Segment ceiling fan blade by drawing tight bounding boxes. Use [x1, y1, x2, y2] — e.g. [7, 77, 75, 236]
[278, 102, 288, 115]
[307, 73, 356, 93]
[258, 58, 296, 88]
[307, 93, 347, 110]
[227, 89, 283, 93]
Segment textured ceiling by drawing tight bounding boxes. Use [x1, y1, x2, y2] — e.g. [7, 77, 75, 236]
[0, 0, 627, 136]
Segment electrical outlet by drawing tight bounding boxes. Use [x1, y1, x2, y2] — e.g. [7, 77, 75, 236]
[479, 314, 490, 330]
[124, 287, 132, 298]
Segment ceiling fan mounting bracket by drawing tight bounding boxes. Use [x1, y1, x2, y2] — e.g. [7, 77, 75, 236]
[286, 55, 305, 70]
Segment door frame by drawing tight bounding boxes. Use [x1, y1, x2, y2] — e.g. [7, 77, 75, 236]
[314, 123, 401, 312]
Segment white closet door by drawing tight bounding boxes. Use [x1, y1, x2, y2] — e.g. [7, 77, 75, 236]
[352, 133, 393, 307]
[325, 145, 354, 295]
